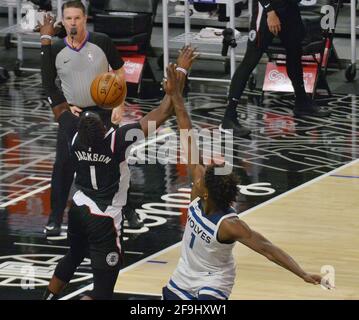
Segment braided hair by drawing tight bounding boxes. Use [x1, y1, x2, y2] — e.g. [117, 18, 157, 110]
[78, 112, 105, 149]
[204, 164, 239, 211]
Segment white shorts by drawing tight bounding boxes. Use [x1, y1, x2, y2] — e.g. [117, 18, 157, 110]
[166, 263, 235, 300]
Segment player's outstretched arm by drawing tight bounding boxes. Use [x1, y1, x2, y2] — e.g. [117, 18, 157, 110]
[139, 46, 198, 137]
[164, 63, 205, 200]
[111, 67, 126, 124]
[218, 217, 333, 289]
[39, 14, 68, 110]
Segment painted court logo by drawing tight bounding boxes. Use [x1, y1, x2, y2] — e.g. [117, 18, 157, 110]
[106, 252, 119, 267]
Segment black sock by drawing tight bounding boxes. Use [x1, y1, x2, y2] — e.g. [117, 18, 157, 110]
[224, 98, 239, 120]
[294, 84, 307, 102]
[43, 288, 59, 300]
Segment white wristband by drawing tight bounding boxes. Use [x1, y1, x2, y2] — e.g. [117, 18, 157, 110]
[40, 35, 52, 41]
[176, 67, 188, 76]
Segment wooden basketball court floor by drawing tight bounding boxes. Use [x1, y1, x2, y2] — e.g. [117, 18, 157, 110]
[113, 159, 359, 300]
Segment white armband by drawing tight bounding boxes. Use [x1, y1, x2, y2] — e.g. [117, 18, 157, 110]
[40, 35, 52, 41]
[175, 67, 188, 76]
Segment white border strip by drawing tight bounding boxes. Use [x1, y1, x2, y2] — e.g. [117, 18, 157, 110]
[60, 159, 359, 299]
[14, 243, 69, 249]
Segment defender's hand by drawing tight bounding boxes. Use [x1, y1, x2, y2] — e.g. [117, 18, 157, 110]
[176, 45, 199, 71]
[163, 63, 181, 96]
[302, 273, 334, 290]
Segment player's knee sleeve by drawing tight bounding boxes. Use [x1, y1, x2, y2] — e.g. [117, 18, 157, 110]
[54, 250, 84, 283]
[88, 267, 120, 300]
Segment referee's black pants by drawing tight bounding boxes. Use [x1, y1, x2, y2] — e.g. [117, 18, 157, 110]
[227, 2, 306, 106]
[47, 107, 113, 226]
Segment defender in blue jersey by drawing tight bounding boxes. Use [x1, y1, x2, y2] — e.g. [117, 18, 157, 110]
[162, 63, 333, 300]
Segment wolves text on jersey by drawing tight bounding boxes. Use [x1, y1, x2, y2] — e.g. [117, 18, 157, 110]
[187, 215, 211, 244]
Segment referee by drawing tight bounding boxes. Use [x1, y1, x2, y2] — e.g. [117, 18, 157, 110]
[40, 1, 142, 236]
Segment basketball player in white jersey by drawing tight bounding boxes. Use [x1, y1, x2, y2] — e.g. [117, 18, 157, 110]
[162, 63, 333, 300]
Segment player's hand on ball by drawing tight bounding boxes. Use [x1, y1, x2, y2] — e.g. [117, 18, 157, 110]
[111, 104, 124, 125]
[70, 105, 82, 117]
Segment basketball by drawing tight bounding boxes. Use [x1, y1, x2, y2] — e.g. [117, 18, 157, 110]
[90, 72, 127, 109]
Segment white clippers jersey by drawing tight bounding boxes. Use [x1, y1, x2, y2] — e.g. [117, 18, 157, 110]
[168, 197, 238, 300]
